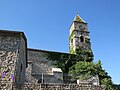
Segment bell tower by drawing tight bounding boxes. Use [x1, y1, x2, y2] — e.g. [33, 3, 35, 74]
[69, 14, 92, 55]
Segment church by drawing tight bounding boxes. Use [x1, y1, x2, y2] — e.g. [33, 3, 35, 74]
[0, 14, 103, 89]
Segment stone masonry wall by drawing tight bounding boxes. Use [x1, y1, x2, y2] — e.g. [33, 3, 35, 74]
[0, 31, 27, 84]
[27, 50, 52, 74]
[26, 49, 63, 83]
[26, 50, 53, 83]
[15, 36, 26, 84]
[0, 82, 105, 90]
[0, 34, 19, 82]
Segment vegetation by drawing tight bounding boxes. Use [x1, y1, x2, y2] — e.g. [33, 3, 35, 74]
[69, 60, 115, 90]
[69, 31, 74, 41]
[113, 84, 120, 90]
[69, 47, 75, 54]
[46, 45, 118, 90]
[75, 47, 94, 61]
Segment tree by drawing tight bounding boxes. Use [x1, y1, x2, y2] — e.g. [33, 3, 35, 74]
[69, 60, 115, 90]
[113, 84, 120, 90]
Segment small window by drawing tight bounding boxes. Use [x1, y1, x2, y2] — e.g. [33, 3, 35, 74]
[80, 36, 84, 42]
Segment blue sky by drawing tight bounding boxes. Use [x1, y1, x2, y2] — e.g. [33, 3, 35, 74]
[0, 0, 120, 84]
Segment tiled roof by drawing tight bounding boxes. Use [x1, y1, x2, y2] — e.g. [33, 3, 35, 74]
[74, 14, 86, 23]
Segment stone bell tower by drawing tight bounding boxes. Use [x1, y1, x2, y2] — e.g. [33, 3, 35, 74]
[69, 14, 92, 55]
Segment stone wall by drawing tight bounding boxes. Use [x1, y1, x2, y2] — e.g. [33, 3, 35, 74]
[0, 32, 19, 82]
[15, 36, 27, 84]
[26, 49, 64, 83]
[0, 82, 105, 90]
[0, 30, 27, 84]
[26, 49, 52, 83]
[0, 51, 17, 82]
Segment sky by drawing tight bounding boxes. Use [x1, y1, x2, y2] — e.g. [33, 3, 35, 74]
[0, 0, 120, 84]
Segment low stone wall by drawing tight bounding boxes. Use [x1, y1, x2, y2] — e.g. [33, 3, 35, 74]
[0, 82, 12, 90]
[0, 82, 105, 90]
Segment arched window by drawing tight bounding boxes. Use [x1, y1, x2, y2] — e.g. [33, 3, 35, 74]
[80, 36, 84, 42]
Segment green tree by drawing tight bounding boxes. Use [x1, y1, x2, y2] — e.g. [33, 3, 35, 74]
[113, 84, 120, 90]
[69, 60, 115, 90]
